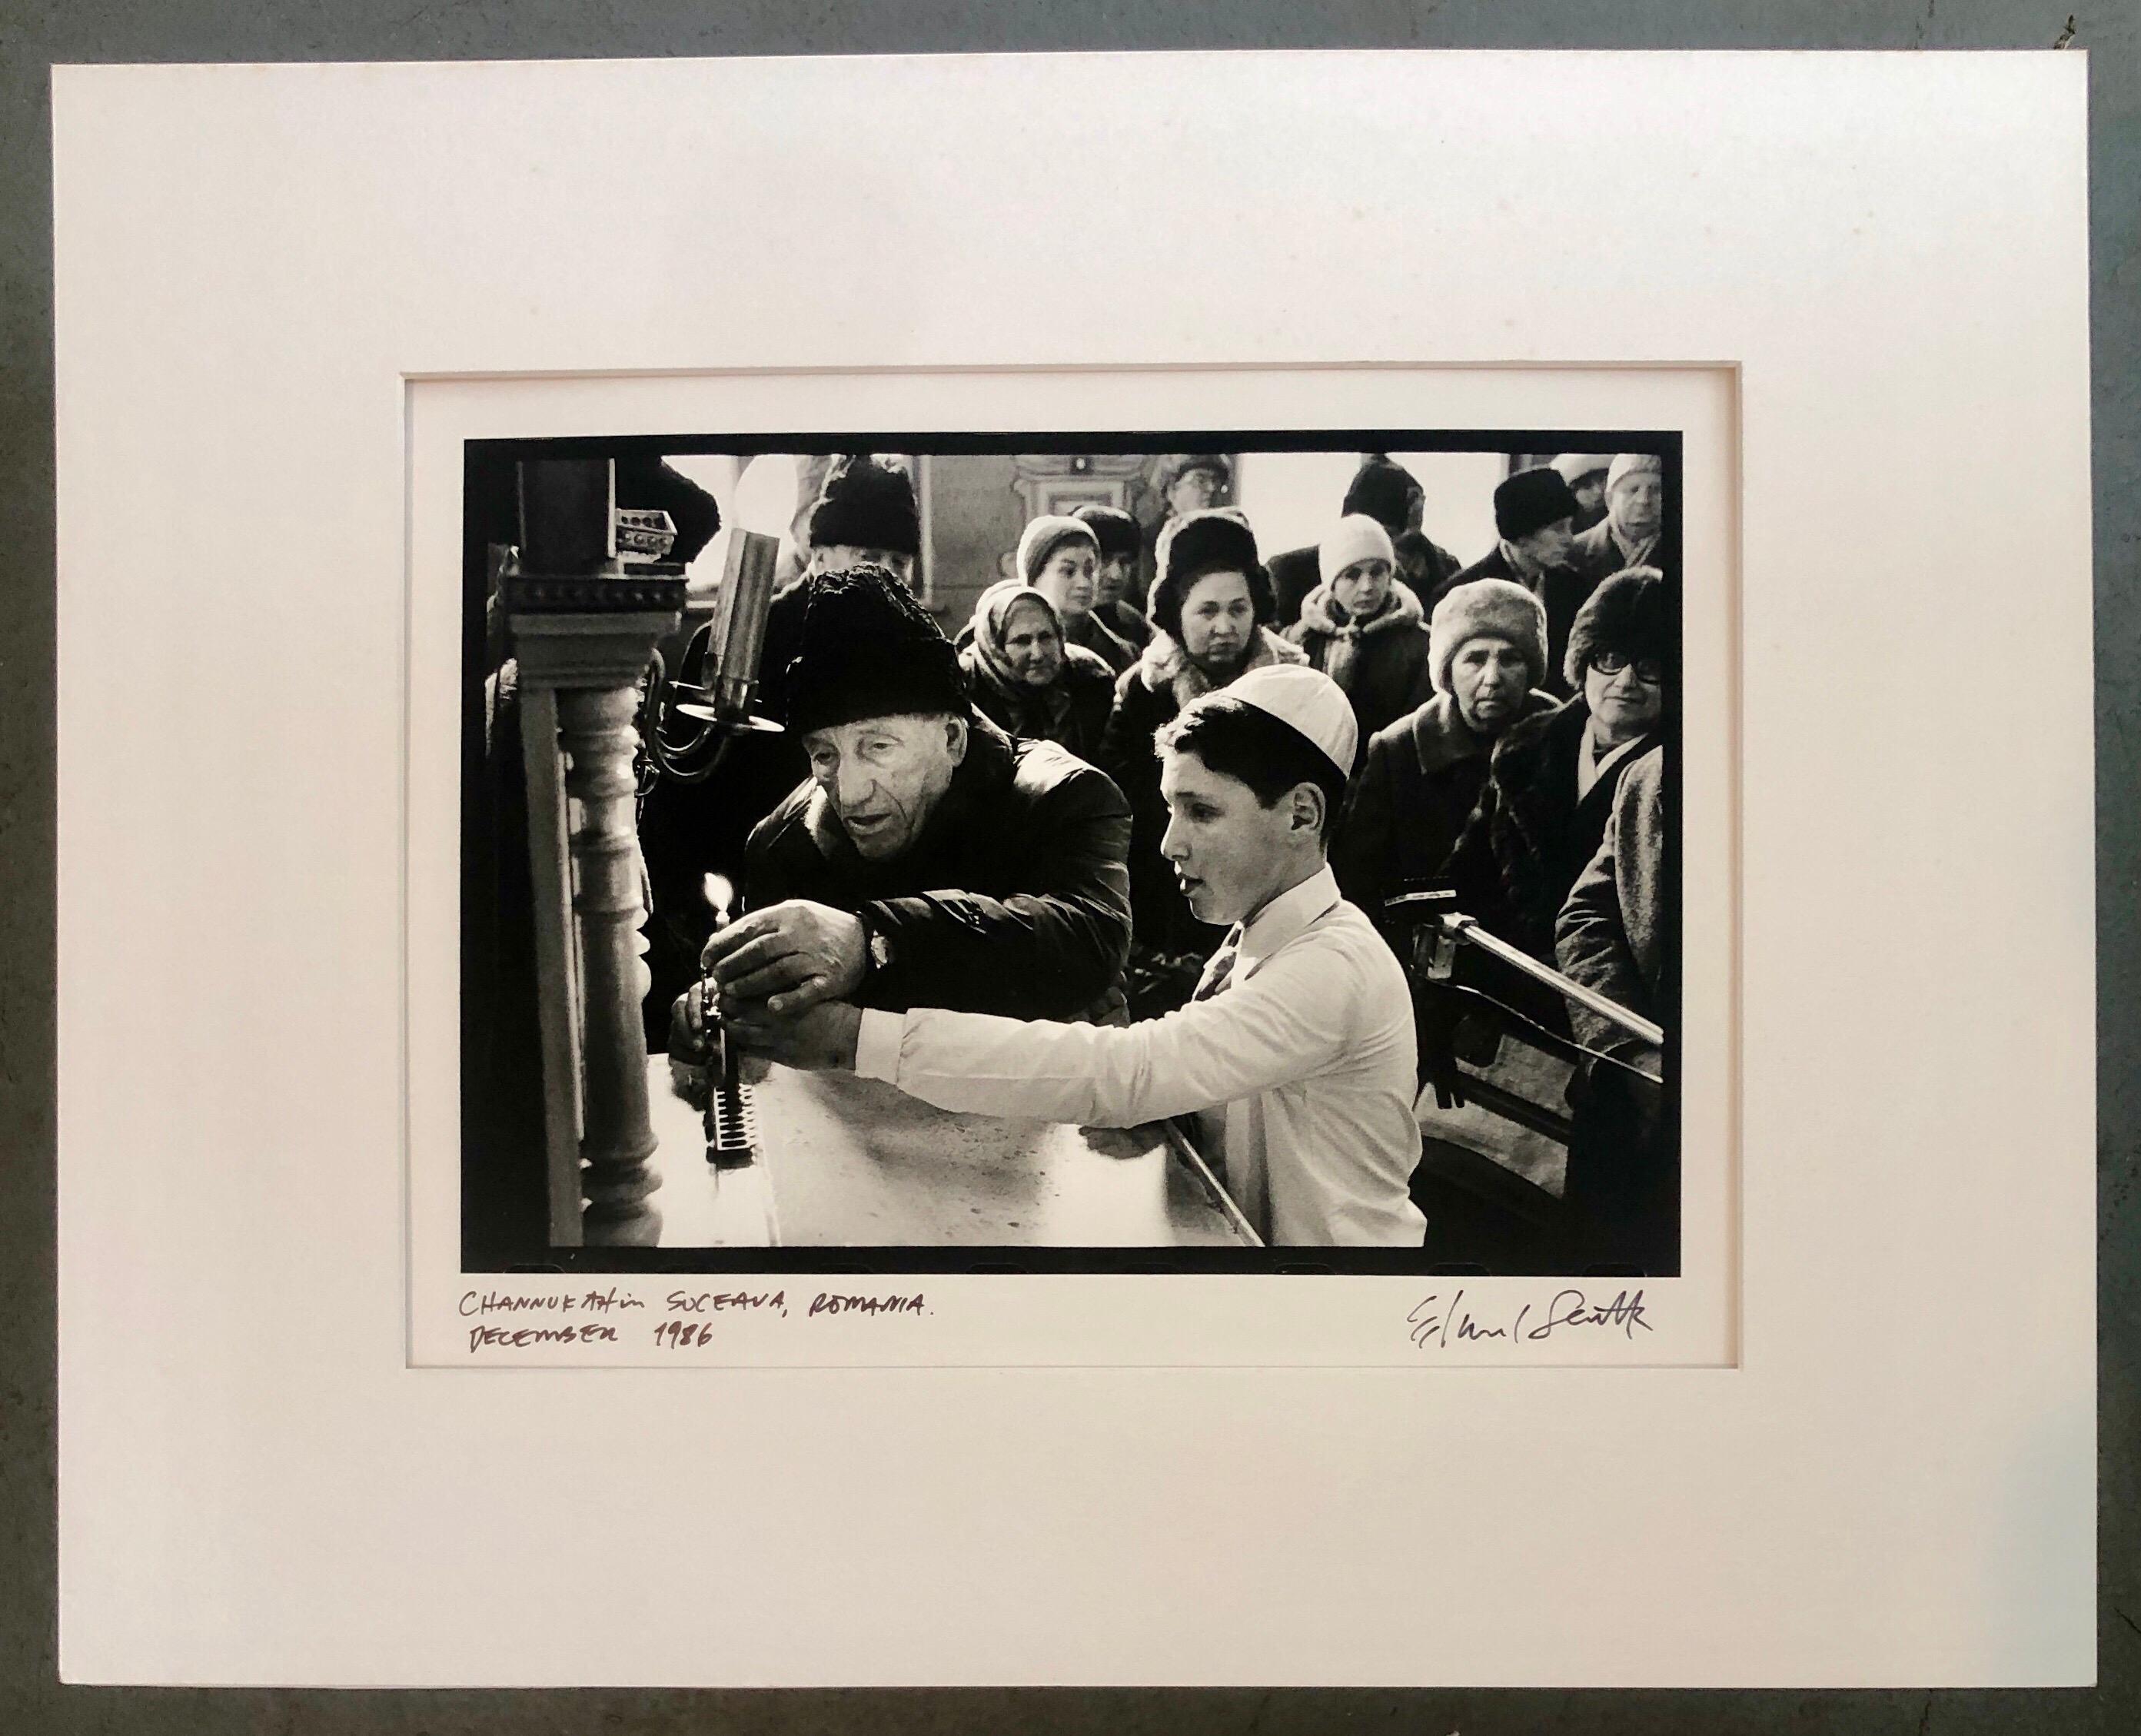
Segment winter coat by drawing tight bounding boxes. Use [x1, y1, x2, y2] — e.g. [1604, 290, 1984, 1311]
[1268, 537, 1460, 630]
[745, 713, 1132, 1022]
[957, 638, 1117, 760]
[1096, 625, 1309, 952]
[1431, 546, 1597, 701]
[1567, 516, 1662, 589]
[1092, 598, 1155, 653]
[1553, 743, 1674, 1274]
[1283, 579, 1435, 742]
[1065, 608, 1139, 676]
[1555, 743, 1667, 1063]
[1443, 698, 1662, 968]
[1331, 687, 1560, 923]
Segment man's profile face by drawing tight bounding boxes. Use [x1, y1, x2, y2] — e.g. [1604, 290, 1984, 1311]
[813, 544, 918, 588]
[1513, 516, 1576, 569]
[1608, 471, 1663, 543]
[1095, 552, 1139, 607]
[1157, 748, 1303, 926]
[801, 712, 966, 861]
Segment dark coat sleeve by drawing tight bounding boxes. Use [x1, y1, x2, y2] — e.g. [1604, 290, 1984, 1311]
[1332, 731, 1401, 915]
[1441, 777, 1505, 930]
[1095, 664, 1156, 793]
[864, 761, 1135, 1020]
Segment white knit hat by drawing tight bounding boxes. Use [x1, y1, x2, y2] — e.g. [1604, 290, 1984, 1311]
[1317, 513, 1396, 585]
[1551, 452, 1614, 485]
[1606, 452, 1664, 494]
[1016, 514, 1101, 585]
[1218, 663, 1359, 783]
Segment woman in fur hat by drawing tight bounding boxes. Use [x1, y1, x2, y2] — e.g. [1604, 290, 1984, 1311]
[1331, 577, 1558, 923]
[956, 579, 1118, 759]
[1283, 513, 1435, 741]
[1442, 567, 1668, 979]
[1096, 507, 1306, 986]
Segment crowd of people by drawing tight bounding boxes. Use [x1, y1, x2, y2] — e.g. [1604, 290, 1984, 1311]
[620, 446, 1677, 1265]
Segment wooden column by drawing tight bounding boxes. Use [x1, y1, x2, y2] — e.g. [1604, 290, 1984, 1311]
[504, 458, 685, 1248]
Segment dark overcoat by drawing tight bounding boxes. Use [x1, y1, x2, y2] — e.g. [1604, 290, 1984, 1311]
[1331, 688, 1558, 922]
[745, 713, 1132, 1021]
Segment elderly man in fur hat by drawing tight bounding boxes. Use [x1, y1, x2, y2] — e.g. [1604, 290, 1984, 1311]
[722, 663, 1428, 1247]
[1568, 453, 1666, 587]
[1331, 577, 1558, 923]
[682, 566, 1134, 1035]
[1097, 507, 1307, 980]
[1431, 465, 1592, 700]
[1283, 512, 1435, 741]
[640, 457, 929, 1033]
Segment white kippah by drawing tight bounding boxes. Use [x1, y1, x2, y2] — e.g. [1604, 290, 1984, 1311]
[1221, 663, 1359, 783]
[1607, 452, 1664, 493]
[1317, 513, 1396, 585]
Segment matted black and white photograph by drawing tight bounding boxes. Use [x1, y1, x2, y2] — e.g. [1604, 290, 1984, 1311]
[460, 432, 1683, 1275]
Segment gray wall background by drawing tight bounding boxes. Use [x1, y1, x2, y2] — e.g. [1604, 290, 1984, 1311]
[2, 4, 2131, 1732]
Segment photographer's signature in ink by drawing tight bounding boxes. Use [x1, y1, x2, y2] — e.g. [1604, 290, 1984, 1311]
[1406, 1287, 1654, 1350]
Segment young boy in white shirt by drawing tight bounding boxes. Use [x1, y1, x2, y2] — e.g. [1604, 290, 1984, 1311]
[709, 663, 1425, 1246]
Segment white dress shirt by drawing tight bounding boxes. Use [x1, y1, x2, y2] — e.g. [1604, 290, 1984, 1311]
[854, 864, 1425, 1246]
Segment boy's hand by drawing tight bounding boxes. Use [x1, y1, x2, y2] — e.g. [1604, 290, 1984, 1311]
[723, 1001, 864, 1073]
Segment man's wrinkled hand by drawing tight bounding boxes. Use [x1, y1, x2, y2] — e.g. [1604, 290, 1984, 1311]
[699, 900, 867, 1016]
[722, 1001, 864, 1074]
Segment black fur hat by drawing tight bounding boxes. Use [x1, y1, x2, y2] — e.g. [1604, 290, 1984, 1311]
[1071, 502, 1142, 562]
[1148, 507, 1273, 641]
[784, 565, 967, 735]
[1494, 466, 1581, 542]
[1563, 566, 1668, 690]
[807, 455, 920, 557]
[1340, 454, 1423, 535]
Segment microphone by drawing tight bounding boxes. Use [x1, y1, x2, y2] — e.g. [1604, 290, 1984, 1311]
[685, 529, 783, 728]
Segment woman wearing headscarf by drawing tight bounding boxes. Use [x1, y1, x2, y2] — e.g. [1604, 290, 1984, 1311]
[1016, 513, 1139, 676]
[1284, 512, 1435, 741]
[1331, 577, 1558, 924]
[956, 578, 1117, 760]
[1097, 507, 1308, 991]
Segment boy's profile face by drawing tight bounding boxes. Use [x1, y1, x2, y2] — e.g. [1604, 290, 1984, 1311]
[1156, 747, 1306, 926]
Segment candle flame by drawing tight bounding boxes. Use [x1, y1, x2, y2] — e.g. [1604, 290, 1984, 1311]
[703, 873, 735, 922]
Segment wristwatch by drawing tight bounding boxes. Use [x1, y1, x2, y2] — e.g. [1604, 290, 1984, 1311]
[858, 907, 896, 978]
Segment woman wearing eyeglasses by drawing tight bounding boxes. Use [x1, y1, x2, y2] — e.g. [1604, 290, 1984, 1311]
[1441, 567, 1668, 974]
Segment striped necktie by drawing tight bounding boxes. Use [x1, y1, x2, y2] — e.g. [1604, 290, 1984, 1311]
[1191, 927, 1243, 1002]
